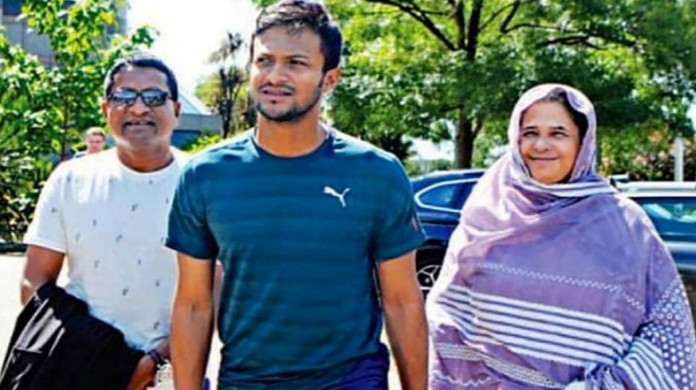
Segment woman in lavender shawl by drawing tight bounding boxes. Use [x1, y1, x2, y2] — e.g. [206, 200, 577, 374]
[426, 83, 696, 389]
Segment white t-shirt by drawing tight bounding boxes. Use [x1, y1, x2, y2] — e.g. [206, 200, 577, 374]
[24, 148, 189, 350]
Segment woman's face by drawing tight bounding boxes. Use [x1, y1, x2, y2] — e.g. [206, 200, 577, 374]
[519, 101, 582, 185]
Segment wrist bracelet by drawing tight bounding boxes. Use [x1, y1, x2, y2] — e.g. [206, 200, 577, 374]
[146, 348, 167, 368]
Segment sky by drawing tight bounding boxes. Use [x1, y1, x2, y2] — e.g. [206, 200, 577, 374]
[127, 0, 258, 92]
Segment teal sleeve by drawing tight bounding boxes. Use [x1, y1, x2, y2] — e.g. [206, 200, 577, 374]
[165, 161, 219, 260]
[372, 159, 426, 262]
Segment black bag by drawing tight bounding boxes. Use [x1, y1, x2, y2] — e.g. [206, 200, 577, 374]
[0, 283, 143, 390]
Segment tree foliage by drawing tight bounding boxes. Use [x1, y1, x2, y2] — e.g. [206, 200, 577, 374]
[0, 0, 154, 240]
[600, 124, 696, 180]
[195, 32, 253, 137]
[252, 0, 696, 170]
[180, 133, 224, 155]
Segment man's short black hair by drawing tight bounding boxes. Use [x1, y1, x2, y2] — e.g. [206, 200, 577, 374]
[103, 53, 179, 101]
[252, 0, 342, 72]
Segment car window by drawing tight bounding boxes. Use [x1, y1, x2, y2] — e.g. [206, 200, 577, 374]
[453, 182, 477, 209]
[420, 184, 459, 208]
[634, 197, 696, 242]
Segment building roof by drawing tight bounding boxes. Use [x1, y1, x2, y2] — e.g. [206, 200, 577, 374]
[179, 89, 213, 116]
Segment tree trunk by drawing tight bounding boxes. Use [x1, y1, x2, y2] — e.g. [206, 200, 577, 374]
[455, 110, 474, 168]
[60, 102, 69, 161]
[222, 98, 232, 138]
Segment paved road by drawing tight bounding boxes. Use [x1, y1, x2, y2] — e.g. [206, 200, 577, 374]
[0, 254, 401, 389]
[0, 254, 23, 360]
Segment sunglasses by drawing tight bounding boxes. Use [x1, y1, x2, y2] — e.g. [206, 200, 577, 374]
[108, 88, 173, 107]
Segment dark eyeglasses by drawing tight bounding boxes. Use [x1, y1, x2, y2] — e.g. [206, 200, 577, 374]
[107, 88, 173, 107]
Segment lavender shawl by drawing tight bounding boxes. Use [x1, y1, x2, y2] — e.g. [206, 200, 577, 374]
[426, 84, 696, 389]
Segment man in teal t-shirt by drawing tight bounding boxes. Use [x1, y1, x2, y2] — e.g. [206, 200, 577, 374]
[166, 1, 427, 389]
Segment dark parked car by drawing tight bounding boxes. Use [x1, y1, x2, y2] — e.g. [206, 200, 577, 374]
[617, 184, 696, 319]
[412, 174, 696, 314]
[615, 181, 696, 278]
[411, 170, 483, 295]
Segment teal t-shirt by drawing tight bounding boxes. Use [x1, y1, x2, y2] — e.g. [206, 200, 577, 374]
[166, 130, 425, 388]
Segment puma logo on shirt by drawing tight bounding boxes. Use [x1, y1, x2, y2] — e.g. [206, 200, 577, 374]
[323, 186, 350, 208]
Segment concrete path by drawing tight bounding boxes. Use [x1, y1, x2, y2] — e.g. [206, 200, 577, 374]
[0, 254, 23, 360]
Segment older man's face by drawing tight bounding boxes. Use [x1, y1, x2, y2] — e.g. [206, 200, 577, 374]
[101, 66, 180, 153]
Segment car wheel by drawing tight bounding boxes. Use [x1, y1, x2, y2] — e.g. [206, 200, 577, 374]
[416, 245, 445, 298]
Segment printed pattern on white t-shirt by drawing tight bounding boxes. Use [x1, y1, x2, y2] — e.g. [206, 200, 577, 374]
[24, 149, 188, 350]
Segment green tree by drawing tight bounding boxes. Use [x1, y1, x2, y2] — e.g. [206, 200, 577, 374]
[0, 37, 52, 242]
[599, 124, 696, 180]
[20, 0, 154, 159]
[195, 32, 252, 137]
[0, 0, 154, 240]
[252, 0, 696, 168]
[181, 133, 223, 155]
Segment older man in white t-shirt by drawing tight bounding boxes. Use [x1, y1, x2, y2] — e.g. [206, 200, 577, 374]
[21, 53, 186, 390]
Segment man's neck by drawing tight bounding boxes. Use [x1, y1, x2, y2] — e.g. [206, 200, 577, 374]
[255, 111, 326, 157]
[116, 145, 173, 173]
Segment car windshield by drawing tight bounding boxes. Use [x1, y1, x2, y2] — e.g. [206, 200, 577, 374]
[632, 197, 696, 242]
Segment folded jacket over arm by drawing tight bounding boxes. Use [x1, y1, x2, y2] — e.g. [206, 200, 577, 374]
[0, 282, 143, 390]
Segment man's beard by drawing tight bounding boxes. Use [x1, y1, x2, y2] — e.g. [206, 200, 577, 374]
[255, 79, 324, 123]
